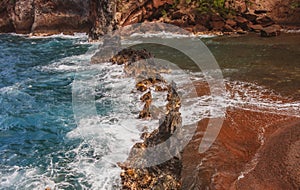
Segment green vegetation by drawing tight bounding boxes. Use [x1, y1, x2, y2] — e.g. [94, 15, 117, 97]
[179, 0, 236, 16]
[161, 9, 168, 18]
[169, 0, 241, 17]
[290, 1, 300, 9]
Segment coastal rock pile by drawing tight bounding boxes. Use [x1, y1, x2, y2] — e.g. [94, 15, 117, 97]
[1, 0, 299, 38]
[115, 0, 288, 37]
[107, 48, 183, 189]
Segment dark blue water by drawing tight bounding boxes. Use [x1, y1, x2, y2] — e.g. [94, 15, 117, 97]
[0, 34, 92, 189]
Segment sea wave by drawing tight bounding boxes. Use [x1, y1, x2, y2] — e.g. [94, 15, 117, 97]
[28, 33, 88, 40]
[130, 31, 217, 39]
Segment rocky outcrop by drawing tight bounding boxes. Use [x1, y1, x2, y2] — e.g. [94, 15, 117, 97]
[0, 0, 14, 33]
[119, 83, 182, 189]
[32, 0, 90, 35]
[89, 0, 117, 40]
[260, 25, 281, 37]
[112, 0, 299, 37]
[10, 0, 35, 34]
[96, 47, 182, 189]
[115, 0, 173, 26]
[0, 0, 91, 35]
[0, 0, 299, 37]
[251, 0, 300, 26]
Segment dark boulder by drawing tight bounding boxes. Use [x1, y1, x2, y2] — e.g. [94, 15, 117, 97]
[261, 25, 281, 37]
[256, 16, 275, 27]
[242, 13, 258, 23]
[249, 24, 263, 33]
[254, 9, 268, 14]
[235, 16, 249, 31]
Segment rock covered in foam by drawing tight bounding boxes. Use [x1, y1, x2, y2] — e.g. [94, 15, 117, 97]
[104, 48, 183, 189]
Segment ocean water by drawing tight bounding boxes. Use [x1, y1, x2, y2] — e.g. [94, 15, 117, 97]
[0, 33, 299, 190]
[0, 34, 96, 189]
[0, 33, 200, 189]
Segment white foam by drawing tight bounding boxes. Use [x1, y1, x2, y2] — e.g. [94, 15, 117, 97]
[225, 81, 300, 117]
[129, 31, 218, 39]
[0, 166, 56, 190]
[282, 29, 300, 33]
[130, 31, 195, 39]
[28, 33, 88, 40]
[5, 33, 28, 37]
[67, 62, 167, 188]
[38, 44, 98, 72]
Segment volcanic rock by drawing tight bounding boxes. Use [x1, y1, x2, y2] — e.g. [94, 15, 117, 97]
[107, 48, 183, 189]
[226, 19, 237, 27]
[10, 0, 34, 34]
[242, 13, 258, 23]
[249, 24, 263, 32]
[260, 25, 281, 37]
[235, 16, 249, 30]
[223, 24, 235, 32]
[256, 16, 275, 27]
[254, 9, 268, 14]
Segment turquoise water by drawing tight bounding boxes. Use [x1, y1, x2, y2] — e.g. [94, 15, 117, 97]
[0, 34, 155, 190]
[0, 34, 93, 189]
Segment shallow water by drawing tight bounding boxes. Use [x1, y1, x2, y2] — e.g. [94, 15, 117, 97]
[204, 33, 300, 100]
[0, 33, 299, 189]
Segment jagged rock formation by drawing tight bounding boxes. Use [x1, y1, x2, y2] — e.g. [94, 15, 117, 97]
[102, 48, 183, 189]
[0, 0, 91, 35]
[32, 0, 91, 35]
[114, 0, 300, 37]
[118, 84, 182, 189]
[115, 0, 173, 26]
[89, 0, 117, 40]
[0, 0, 117, 37]
[0, 0, 299, 38]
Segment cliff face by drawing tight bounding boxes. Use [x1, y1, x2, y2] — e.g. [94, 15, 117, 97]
[32, 0, 90, 35]
[0, 0, 15, 32]
[0, 0, 299, 37]
[114, 0, 299, 36]
[115, 0, 300, 26]
[89, 0, 116, 40]
[0, 0, 91, 35]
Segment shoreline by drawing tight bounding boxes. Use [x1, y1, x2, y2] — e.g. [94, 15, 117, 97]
[1, 0, 299, 41]
[1, 25, 299, 40]
[0, 28, 299, 189]
[181, 80, 300, 189]
[90, 37, 300, 189]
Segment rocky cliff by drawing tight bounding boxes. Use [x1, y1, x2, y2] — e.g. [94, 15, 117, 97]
[0, 0, 299, 38]
[0, 0, 91, 35]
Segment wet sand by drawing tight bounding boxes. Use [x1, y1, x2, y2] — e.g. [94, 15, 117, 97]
[235, 120, 300, 190]
[181, 82, 300, 189]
